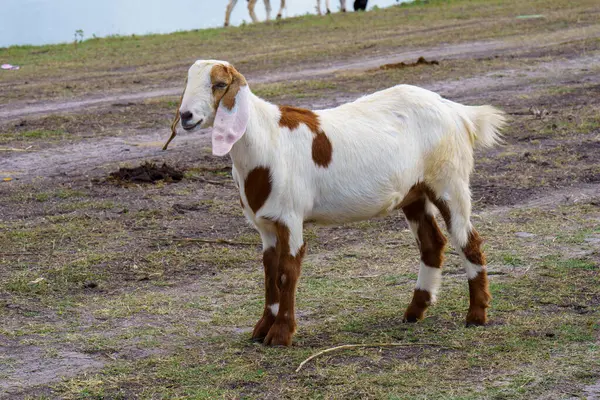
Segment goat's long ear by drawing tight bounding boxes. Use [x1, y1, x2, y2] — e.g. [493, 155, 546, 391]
[212, 70, 250, 157]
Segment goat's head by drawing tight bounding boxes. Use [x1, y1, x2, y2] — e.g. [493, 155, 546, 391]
[179, 60, 250, 156]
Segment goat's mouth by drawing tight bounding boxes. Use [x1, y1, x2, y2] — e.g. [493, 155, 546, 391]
[182, 119, 203, 131]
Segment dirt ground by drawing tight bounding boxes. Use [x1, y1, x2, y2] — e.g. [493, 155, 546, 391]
[1, 0, 599, 398]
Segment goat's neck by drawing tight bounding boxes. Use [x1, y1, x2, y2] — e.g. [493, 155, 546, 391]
[229, 90, 280, 175]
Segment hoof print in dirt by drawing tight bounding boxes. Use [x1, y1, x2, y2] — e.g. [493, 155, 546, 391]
[109, 162, 184, 184]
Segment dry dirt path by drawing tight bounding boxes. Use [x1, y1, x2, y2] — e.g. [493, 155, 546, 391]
[1, 24, 598, 122]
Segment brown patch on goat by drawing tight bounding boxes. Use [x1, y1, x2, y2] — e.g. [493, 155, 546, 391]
[466, 271, 491, 326]
[244, 167, 271, 213]
[279, 106, 320, 133]
[418, 215, 447, 267]
[404, 289, 431, 322]
[402, 194, 447, 267]
[312, 131, 333, 167]
[210, 64, 247, 111]
[252, 246, 282, 341]
[279, 105, 333, 167]
[261, 222, 306, 346]
[463, 230, 486, 266]
[399, 183, 452, 231]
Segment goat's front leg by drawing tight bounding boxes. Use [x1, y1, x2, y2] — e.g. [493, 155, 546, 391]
[276, 0, 285, 19]
[264, 219, 305, 346]
[252, 228, 280, 341]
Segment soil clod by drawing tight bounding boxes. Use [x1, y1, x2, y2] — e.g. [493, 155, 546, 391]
[377, 57, 439, 70]
[109, 162, 184, 183]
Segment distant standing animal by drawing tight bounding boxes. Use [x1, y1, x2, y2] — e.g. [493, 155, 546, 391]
[176, 60, 505, 346]
[224, 0, 286, 27]
[316, 0, 347, 14]
[354, 0, 368, 11]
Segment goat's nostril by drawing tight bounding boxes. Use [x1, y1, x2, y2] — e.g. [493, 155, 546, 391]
[180, 111, 193, 122]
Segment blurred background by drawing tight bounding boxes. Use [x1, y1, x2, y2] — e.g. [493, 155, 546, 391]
[1, 0, 404, 47]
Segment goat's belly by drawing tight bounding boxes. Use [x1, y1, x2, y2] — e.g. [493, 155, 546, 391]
[307, 194, 403, 225]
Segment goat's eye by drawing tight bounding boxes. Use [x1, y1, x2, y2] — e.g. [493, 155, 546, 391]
[213, 82, 228, 89]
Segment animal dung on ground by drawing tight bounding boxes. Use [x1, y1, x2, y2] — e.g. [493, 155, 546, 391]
[378, 57, 440, 71]
[109, 162, 184, 183]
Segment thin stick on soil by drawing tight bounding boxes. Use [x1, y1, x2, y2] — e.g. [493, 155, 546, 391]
[0, 146, 32, 152]
[196, 176, 233, 186]
[168, 237, 257, 246]
[295, 342, 457, 373]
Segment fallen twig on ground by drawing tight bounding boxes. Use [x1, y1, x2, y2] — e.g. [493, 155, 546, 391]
[0, 146, 32, 152]
[195, 176, 233, 186]
[296, 342, 458, 372]
[166, 237, 257, 246]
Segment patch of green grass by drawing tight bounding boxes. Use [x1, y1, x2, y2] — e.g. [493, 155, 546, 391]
[4, 254, 107, 295]
[551, 257, 597, 271]
[502, 253, 524, 267]
[0, 129, 68, 144]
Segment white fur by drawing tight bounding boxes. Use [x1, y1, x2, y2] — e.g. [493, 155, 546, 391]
[464, 259, 485, 280]
[415, 263, 442, 302]
[269, 303, 280, 316]
[180, 59, 504, 271]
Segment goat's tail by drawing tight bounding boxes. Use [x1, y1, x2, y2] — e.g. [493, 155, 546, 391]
[464, 105, 507, 149]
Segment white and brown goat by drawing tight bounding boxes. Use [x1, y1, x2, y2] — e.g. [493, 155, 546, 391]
[224, 0, 286, 27]
[176, 60, 505, 346]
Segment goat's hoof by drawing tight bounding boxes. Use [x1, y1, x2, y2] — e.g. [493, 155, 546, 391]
[252, 315, 275, 342]
[465, 308, 487, 327]
[264, 322, 294, 346]
[326, 9, 331, 14]
[402, 312, 423, 323]
[276, 14, 282, 20]
[403, 304, 426, 323]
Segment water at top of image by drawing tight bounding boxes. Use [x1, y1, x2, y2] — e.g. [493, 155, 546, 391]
[0, 0, 407, 48]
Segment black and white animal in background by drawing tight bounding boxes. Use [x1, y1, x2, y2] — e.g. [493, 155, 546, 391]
[354, 0, 368, 11]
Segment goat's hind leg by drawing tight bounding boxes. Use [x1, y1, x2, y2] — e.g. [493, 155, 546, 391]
[247, 0, 259, 23]
[276, 0, 285, 19]
[402, 195, 447, 322]
[252, 225, 281, 341]
[224, 0, 238, 26]
[444, 183, 491, 326]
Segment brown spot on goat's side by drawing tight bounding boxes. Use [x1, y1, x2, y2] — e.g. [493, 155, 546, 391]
[279, 106, 320, 133]
[279, 105, 332, 167]
[244, 167, 271, 213]
[312, 131, 333, 167]
[210, 64, 247, 111]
